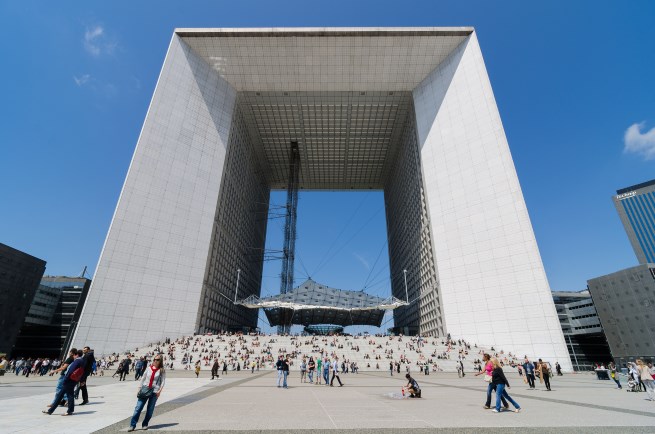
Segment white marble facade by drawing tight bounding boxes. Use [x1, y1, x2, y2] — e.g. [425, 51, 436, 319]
[73, 28, 571, 370]
[72, 34, 237, 353]
[414, 33, 571, 370]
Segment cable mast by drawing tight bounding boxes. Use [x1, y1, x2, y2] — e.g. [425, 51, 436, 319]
[278, 140, 300, 334]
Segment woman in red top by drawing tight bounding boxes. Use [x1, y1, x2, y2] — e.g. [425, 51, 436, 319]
[128, 355, 166, 432]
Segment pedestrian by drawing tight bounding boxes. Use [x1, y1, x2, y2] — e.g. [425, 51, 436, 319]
[609, 362, 622, 389]
[323, 357, 330, 386]
[300, 357, 307, 383]
[636, 359, 655, 401]
[307, 357, 315, 383]
[128, 354, 166, 432]
[476, 353, 508, 410]
[43, 349, 85, 416]
[330, 356, 343, 387]
[522, 357, 536, 389]
[628, 363, 642, 391]
[75, 346, 95, 405]
[390, 361, 394, 376]
[222, 360, 228, 375]
[194, 361, 200, 378]
[555, 361, 563, 376]
[282, 356, 290, 389]
[490, 358, 521, 413]
[537, 359, 551, 391]
[47, 349, 75, 409]
[134, 357, 145, 381]
[118, 357, 130, 381]
[316, 357, 322, 385]
[211, 359, 219, 380]
[276, 355, 284, 387]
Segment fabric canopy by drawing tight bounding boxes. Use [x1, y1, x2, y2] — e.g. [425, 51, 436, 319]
[236, 279, 408, 327]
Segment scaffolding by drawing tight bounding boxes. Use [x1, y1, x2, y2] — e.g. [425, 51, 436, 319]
[278, 141, 300, 334]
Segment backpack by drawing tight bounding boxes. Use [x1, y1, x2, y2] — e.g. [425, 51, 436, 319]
[70, 366, 85, 382]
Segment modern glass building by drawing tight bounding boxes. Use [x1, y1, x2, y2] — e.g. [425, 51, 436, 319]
[552, 290, 611, 370]
[613, 179, 655, 264]
[0, 243, 46, 356]
[587, 264, 655, 368]
[72, 27, 571, 370]
[13, 276, 91, 358]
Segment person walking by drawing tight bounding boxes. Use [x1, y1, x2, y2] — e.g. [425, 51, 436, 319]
[194, 361, 201, 378]
[120, 357, 131, 381]
[522, 357, 536, 389]
[609, 362, 622, 389]
[537, 359, 551, 391]
[316, 357, 322, 385]
[47, 349, 75, 409]
[128, 354, 166, 432]
[476, 353, 508, 410]
[307, 357, 315, 384]
[75, 346, 95, 405]
[490, 358, 521, 413]
[222, 360, 228, 375]
[134, 357, 145, 381]
[300, 357, 307, 383]
[555, 362, 563, 376]
[330, 356, 343, 387]
[43, 349, 84, 416]
[323, 357, 331, 386]
[390, 361, 394, 376]
[211, 359, 219, 380]
[636, 359, 655, 400]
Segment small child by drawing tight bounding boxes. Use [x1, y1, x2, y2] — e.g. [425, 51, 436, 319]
[626, 377, 638, 392]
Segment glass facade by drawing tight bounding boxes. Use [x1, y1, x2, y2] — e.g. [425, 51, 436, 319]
[614, 179, 655, 264]
[13, 276, 91, 358]
[0, 243, 46, 356]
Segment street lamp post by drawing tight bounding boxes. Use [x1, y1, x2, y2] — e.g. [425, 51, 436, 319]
[403, 269, 408, 303]
[234, 268, 241, 303]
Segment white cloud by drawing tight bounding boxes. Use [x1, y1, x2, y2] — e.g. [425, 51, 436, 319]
[84, 26, 103, 56]
[83, 25, 116, 57]
[353, 253, 370, 271]
[73, 74, 91, 86]
[624, 122, 655, 160]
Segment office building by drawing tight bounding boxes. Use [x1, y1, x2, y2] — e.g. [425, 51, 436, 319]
[587, 264, 655, 367]
[0, 243, 46, 355]
[552, 290, 611, 370]
[613, 179, 655, 264]
[13, 276, 91, 358]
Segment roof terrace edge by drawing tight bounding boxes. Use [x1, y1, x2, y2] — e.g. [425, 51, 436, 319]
[174, 27, 474, 38]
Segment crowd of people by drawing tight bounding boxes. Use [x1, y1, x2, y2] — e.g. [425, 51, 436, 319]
[1, 331, 652, 429]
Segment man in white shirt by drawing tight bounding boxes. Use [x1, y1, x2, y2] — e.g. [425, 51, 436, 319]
[330, 356, 343, 387]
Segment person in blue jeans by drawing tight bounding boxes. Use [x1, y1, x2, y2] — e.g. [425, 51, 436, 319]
[47, 349, 75, 408]
[43, 349, 84, 416]
[323, 357, 330, 386]
[128, 355, 166, 431]
[490, 358, 521, 413]
[282, 356, 289, 389]
[522, 357, 536, 389]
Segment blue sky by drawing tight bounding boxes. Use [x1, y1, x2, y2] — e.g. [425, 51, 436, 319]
[1, 1, 654, 333]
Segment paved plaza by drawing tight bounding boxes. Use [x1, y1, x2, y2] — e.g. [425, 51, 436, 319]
[1, 370, 654, 433]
